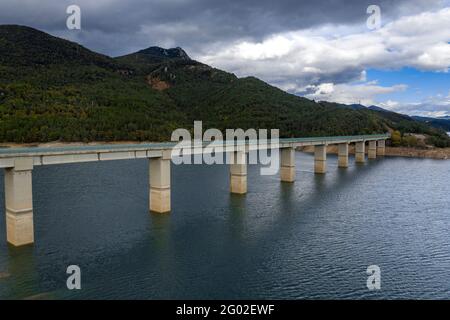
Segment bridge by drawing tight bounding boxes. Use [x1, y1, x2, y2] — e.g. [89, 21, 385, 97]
[0, 134, 389, 246]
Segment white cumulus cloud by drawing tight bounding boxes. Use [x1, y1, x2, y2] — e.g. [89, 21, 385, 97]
[303, 82, 408, 105]
[198, 7, 450, 114]
[379, 92, 450, 117]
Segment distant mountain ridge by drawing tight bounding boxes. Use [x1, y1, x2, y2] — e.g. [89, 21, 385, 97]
[368, 105, 392, 112]
[0, 24, 449, 147]
[412, 116, 450, 131]
[333, 103, 450, 131]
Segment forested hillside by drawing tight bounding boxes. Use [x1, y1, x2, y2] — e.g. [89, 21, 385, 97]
[0, 25, 449, 147]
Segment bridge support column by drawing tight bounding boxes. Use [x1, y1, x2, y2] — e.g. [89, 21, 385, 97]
[368, 141, 377, 159]
[338, 143, 349, 168]
[149, 151, 171, 213]
[314, 145, 327, 174]
[355, 141, 365, 163]
[280, 147, 295, 182]
[230, 150, 247, 194]
[5, 158, 34, 246]
[377, 140, 385, 156]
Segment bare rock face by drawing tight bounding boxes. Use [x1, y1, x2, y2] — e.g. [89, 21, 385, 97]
[146, 75, 171, 91]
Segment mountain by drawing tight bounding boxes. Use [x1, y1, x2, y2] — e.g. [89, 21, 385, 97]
[365, 105, 450, 132]
[368, 105, 392, 112]
[0, 25, 449, 147]
[412, 116, 450, 131]
[119, 46, 191, 63]
[0, 25, 117, 68]
[330, 103, 366, 110]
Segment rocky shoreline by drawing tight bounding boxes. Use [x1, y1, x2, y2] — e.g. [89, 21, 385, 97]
[383, 147, 450, 160]
[300, 145, 450, 160]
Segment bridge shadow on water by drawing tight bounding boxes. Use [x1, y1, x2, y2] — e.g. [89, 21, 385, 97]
[228, 153, 384, 238]
[0, 152, 388, 299]
[205, 153, 388, 299]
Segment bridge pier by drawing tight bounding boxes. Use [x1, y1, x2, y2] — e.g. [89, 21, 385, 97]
[355, 141, 365, 163]
[4, 158, 34, 246]
[377, 140, 385, 156]
[368, 141, 377, 159]
[338, 143, 349, 168]
[280, 147, 295, 182]
[149, 151, 171, 213]
[314, 145, 327, 174]
[230, 150, 247, 194]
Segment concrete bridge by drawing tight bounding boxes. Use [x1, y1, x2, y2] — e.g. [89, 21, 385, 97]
[0, 134, 389, 247]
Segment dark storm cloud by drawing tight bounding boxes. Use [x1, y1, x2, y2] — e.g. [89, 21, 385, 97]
[2, 0, 448, 114]
[0, 0, 441, 56]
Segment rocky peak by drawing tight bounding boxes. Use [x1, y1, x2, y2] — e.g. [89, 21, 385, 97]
[138, 46, 191, 61]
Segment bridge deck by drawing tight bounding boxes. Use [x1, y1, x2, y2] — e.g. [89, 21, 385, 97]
[0, 134, 389, 168]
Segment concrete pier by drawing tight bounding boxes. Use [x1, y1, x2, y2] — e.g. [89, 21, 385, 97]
[149, 151, 171, 213]
[368, 141, 377, 159]
[230, 150, 247, 194]
[355, 141, 366, 163]
[377, 140, 385, 156]
[5, 158, 34, 246]
[338, 143, 349, 168]
[314, 145, 327, 174]
[280, 147, 295, 182]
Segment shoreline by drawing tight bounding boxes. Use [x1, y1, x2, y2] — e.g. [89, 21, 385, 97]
[383, 147, 450, 160]
[300, 145, 450, 160]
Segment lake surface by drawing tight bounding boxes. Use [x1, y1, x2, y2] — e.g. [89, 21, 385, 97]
[0, 153, 449, 299]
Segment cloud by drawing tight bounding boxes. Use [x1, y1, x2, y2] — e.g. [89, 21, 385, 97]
[302, 82, 408, 105]
[302, 82, 450, 117]
[379, 93, 450, 117]
[0, 0, 445, 56]
[199, 7, 450, 89]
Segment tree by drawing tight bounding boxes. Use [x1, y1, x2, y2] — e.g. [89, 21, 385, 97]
[391, 130, 401, 147]
[402, 135, 418, 147]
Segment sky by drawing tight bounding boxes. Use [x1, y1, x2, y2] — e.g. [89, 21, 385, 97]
[0, 0, 449, 117]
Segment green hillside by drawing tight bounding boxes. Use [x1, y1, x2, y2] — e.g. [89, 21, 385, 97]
[0, 25, 449, 147]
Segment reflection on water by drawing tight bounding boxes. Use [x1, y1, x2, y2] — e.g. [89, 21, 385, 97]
[0, 153, 449, 299]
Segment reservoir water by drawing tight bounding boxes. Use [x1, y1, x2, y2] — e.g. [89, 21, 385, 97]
[0, 152, 449, 299]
